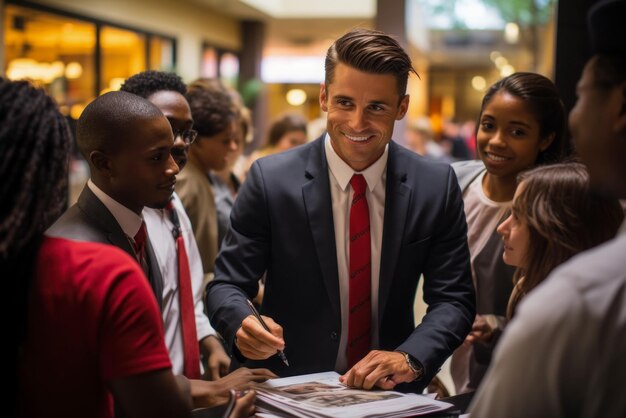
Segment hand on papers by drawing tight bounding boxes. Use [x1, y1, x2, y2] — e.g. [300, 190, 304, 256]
[190, 367, 276, 408]
[339, 350, 415, 390]
[229, 390, 256, 418]
[236, 314, 285, 360]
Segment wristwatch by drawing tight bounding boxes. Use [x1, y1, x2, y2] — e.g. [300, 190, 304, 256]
[397, 351, 424, 381]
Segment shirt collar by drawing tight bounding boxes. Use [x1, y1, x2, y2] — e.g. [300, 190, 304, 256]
[88, 179, 144, 237]
[324, 133, 388, 192]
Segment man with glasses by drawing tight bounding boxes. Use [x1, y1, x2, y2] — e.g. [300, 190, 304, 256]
[121, 71, 231, 381]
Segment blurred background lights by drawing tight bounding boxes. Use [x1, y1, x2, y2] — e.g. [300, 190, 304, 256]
[471, 75, 487, 91]
[286, 88, 307, 106]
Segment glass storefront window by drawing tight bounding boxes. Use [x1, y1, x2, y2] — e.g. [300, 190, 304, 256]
[219, 52, 239, 89]
[4, 5, 96, 117]
[100, 26, 146, 94]
[201, 45, 218, 78]
[150, 36, 175, 71]
[3, 4, 176, 113]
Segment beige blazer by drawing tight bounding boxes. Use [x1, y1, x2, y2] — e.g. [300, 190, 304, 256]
[175, 161, 218, 275]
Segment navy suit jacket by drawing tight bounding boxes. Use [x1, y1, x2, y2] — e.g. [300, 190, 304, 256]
[46, 185, 163, 309]
[206, 136, 475, 390]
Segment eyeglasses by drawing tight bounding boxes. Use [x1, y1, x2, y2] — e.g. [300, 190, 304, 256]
[173, 128, 198, 145]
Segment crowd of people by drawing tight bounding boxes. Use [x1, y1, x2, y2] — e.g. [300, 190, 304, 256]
[2, 0, 625, 417]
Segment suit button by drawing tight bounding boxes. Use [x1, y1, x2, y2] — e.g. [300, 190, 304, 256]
[330, 331, 338, 341]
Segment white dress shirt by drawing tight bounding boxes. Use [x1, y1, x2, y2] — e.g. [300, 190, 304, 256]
[324, 134, 388, 371]
[143, 192, 216, 375]
[88, 179, 143, 240]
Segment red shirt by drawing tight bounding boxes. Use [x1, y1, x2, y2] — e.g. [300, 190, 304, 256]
[19, 237, 172, 418]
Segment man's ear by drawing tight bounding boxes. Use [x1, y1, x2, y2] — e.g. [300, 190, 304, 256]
[396, 94, 410, 120]
[319, 82, 328, 112]
[89, 150, 113, 178]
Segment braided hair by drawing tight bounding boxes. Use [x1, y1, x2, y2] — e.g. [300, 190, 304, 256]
[0, 78, 71, 414]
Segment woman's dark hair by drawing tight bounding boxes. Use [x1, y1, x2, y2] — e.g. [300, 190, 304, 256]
[0, 78, 72, 414]
[507, 162, 624, 317]
[479, 72, 567, 166]
[263, 113, 308, 149]
[185, 78, 238, 137]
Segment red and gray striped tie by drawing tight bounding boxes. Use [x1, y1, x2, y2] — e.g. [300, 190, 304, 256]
[347, 174, 371, 368]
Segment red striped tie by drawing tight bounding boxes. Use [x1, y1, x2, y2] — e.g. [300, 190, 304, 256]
[347, 174, 371, 368]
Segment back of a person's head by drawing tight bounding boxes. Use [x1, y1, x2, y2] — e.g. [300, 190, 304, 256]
[1, 78, 72, 416]
[185, 78, 238, 137]
[0, 78, 71, 259]
[480, 72, 566, 166]
[266, 113, 308, 148]
[513, 162, 624, 294]
[587, 0, 626, 89]
[76, 90, 163, 160]
[120, 70, 186, 99]
[324, 28, 417, 98]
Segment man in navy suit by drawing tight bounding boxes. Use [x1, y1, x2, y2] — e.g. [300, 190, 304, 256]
[206, 28, 475, 392]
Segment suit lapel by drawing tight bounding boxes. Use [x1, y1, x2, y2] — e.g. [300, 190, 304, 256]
[78, 185, 163, 309]
[378, 143, 411, 323]
[77, 186, 136, 258]
[302, 137, 341, 319]
[145, 237, 164, 310]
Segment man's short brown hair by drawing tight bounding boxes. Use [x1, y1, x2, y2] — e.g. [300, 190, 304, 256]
[324, 28, 417, 98]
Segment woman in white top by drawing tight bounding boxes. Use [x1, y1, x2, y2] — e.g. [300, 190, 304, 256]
[450, 72, 566, 393]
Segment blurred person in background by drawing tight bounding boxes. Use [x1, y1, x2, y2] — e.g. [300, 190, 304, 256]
[177, 78, 240, 278]
[404, 116, 452, 163]
[244, 112, 308, 177]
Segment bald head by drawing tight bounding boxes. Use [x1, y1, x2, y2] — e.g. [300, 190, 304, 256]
[77, 90, 165, 159]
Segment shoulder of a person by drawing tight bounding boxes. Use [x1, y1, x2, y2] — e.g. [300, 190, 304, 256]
[451, 159, 484, 178]
[41, 236, 144, 288]
[545, 235, 626, 304]
[45, 236, 135, 265]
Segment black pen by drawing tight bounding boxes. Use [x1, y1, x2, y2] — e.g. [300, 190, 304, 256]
[245, 299, 290, 366]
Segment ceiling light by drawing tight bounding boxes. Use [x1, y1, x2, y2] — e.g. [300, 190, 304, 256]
[504, 22, 520, 44]
[286, 88, 307, 106]
[471, 76, 487, 91]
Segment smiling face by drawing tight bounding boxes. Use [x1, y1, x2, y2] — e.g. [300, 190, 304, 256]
[497, 183, 530, 269]
[147, 90, 193, 170]
[107, 114, 180, 212]
[477, 91, 554, 181]
[320, 63, 409, 171]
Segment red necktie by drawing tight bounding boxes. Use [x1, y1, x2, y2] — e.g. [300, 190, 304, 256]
[347, 174, 371, 368]
[133, 222, 147, 266]
[166, 201, 201, 379]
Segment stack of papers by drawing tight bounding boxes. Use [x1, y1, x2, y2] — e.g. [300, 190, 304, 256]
[253, 371, 452, 418]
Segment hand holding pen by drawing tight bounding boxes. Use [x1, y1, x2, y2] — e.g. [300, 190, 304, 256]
[234, 299, 290, 366]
